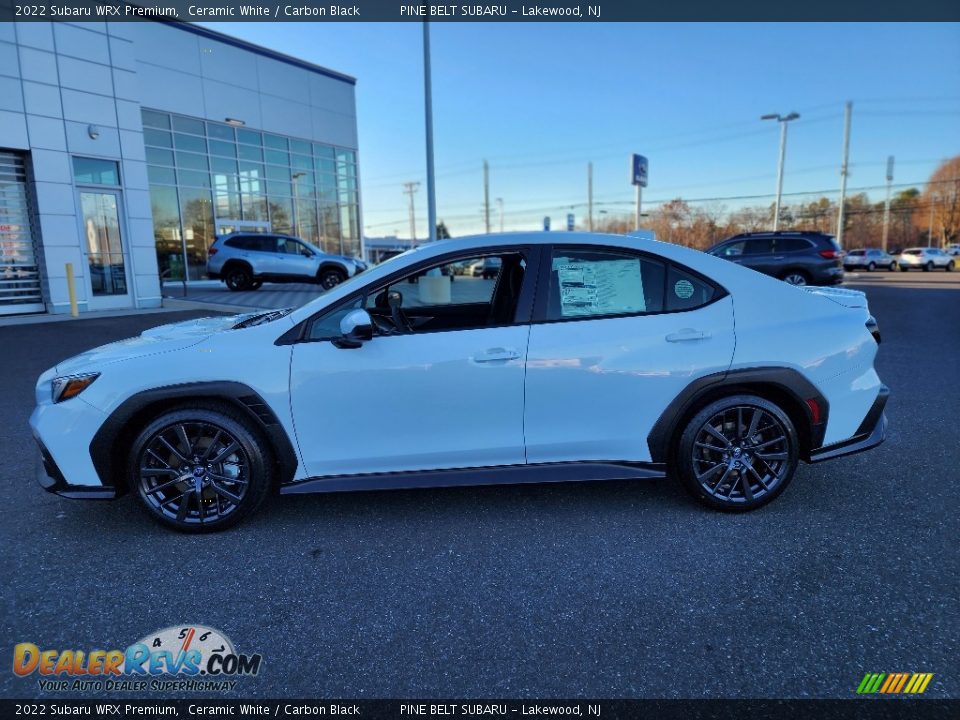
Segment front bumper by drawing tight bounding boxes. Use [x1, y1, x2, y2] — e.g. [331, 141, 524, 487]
[36, 439, 115, 499]
[808, 385, 889, 462]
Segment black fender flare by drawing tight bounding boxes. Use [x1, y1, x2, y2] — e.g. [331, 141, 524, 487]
[646, 367, 829, 463]
[89, 381, 299, 494]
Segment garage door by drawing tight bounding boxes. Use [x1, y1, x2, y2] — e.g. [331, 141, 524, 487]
[0, 152, 44, 315]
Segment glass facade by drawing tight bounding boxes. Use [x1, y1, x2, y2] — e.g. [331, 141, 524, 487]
[142, 108, 361, 281]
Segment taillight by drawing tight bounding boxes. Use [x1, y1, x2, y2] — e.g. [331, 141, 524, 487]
[209, 247, 218, 256]
[819, 249, 840, 259]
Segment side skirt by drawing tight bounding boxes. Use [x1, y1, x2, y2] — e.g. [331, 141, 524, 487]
[280, 461, 667, 495]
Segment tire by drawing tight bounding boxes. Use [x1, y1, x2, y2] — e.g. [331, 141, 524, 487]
[889, 262, 896, 271]
[946, 261, 955, 272]
[128, 405, 273, 533]
[867, 262, 876, 271]
[249, 280, 263, 290]
[780, 270, 809, 286]
[224, 265, 253, 291]
[675, 394, 799, 512]
[319, 268, 347, 290]
[924, 261, 933, 272]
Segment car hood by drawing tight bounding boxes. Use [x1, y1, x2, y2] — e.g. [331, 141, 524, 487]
[800, 286, 868, 309]
[54, 311, 266, 375]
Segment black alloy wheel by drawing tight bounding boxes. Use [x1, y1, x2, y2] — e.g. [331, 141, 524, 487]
[131, 406, 272, 532]
[320, 268, 346, 290]
[677, 395, 799, 511]
[225, 266, 253, 291]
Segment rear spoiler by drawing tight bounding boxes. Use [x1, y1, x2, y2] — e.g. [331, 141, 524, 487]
[800, 286, 867, 309]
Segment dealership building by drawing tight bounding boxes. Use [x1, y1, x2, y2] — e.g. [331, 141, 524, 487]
[0, 20, 360, 316]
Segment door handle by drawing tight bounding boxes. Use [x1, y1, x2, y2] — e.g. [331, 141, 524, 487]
[666, 329, 710, 342]
[473, 347, 520, 363]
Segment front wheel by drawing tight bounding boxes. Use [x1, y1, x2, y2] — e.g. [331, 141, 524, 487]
[946, 261, 954, 272]
[924, 261, 933, 272]
[867, 261, 876, 271]
[319, 268, 347, 290]
[129, 406, 273, 532]
[889, 262, 897, 271]
[675, 395, 799, 512]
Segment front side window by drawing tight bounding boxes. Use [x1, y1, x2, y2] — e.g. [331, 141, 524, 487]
[545, 249, 665, 320]
[305, 251, 528, 340]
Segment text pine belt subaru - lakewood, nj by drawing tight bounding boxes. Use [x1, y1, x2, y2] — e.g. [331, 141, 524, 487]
[31, 233, 888, 532]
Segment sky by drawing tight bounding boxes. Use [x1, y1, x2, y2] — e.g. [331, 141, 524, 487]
[202, 21, 960, 239]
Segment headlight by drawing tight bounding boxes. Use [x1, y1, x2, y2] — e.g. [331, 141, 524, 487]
[51, 372, 100, 403]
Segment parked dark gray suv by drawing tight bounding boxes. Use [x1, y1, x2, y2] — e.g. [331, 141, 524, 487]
[707, 231, 844, 286]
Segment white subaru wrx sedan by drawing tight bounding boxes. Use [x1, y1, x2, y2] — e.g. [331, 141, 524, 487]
[31, 233, 889, 532]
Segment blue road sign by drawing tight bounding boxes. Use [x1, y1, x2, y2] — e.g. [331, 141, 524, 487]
[631, 154, 648, 187]
[566, 213, 575, 231]
[543, 216, 551, 231]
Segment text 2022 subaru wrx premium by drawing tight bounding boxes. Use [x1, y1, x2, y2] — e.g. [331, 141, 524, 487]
[31, 233, 889, 532]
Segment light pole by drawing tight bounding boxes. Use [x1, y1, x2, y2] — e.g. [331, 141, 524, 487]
[496, 197, 504, 232]
[761, 111, 800, 231]
[423, 22, 437, 244]
[291, 171, 305, 238]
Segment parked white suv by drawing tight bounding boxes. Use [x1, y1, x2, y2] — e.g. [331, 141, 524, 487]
[32, 233, 888, 532]
[897, 247, 955, 272]
[207, 233, 367, 291]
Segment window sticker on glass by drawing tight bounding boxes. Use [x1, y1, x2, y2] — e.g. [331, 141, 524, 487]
[555, 258, 645, 317]
[674, 279, 695, 299]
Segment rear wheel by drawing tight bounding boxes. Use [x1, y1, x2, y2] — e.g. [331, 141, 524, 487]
[224, 265, 253, 291]
[319, 268, 347, 290]
[129, 406, 273, 532]
[780, 270, 809, 286]
[676, 395, 799, 512]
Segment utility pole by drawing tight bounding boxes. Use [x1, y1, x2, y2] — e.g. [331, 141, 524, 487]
[761, 112, 800, 231]
[496, 197, 504, 233]
[402, 181, 420, 247]
[423, 22, 437, 244]
[587, 162, 594, 231]
[881, 156, 894, 252]
[483, 160, 491, 234]
[836, 101, 852, 248]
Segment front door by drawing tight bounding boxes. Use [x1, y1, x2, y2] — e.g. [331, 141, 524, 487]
[79, 191, 130, 310]
[288, 249, 535, 479]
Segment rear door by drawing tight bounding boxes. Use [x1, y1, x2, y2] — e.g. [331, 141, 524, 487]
[524, 245, 736, 464]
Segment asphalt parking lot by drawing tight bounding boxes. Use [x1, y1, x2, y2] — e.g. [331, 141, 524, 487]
[2, 276, 957, 700]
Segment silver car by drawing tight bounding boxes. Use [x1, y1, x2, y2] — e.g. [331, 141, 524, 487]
[897, 247, 956, 272]
[207, 233, 366, 291]
[843, 248, 896, 272]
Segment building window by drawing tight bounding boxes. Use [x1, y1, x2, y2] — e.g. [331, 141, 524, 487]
[142, 108, 362, 280]
[73, 158, 120, 186]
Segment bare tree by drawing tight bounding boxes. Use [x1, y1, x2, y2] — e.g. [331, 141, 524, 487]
[920, 156, 960, 246]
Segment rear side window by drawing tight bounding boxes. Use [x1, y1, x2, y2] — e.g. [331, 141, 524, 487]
[743, 238, 774, 254]
[849, 250, 865, 256]
[546, 249, 665, 320]
[777, 238, 813, 252]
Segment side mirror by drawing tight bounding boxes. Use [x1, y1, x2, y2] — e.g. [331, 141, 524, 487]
[332, 309, 373, 349]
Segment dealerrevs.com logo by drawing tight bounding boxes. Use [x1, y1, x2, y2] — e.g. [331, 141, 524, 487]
[13, 625, 262, 692]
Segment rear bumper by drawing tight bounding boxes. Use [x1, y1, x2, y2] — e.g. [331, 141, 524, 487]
[808, 385, 889, 463]
[35, 440, 116, 499]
